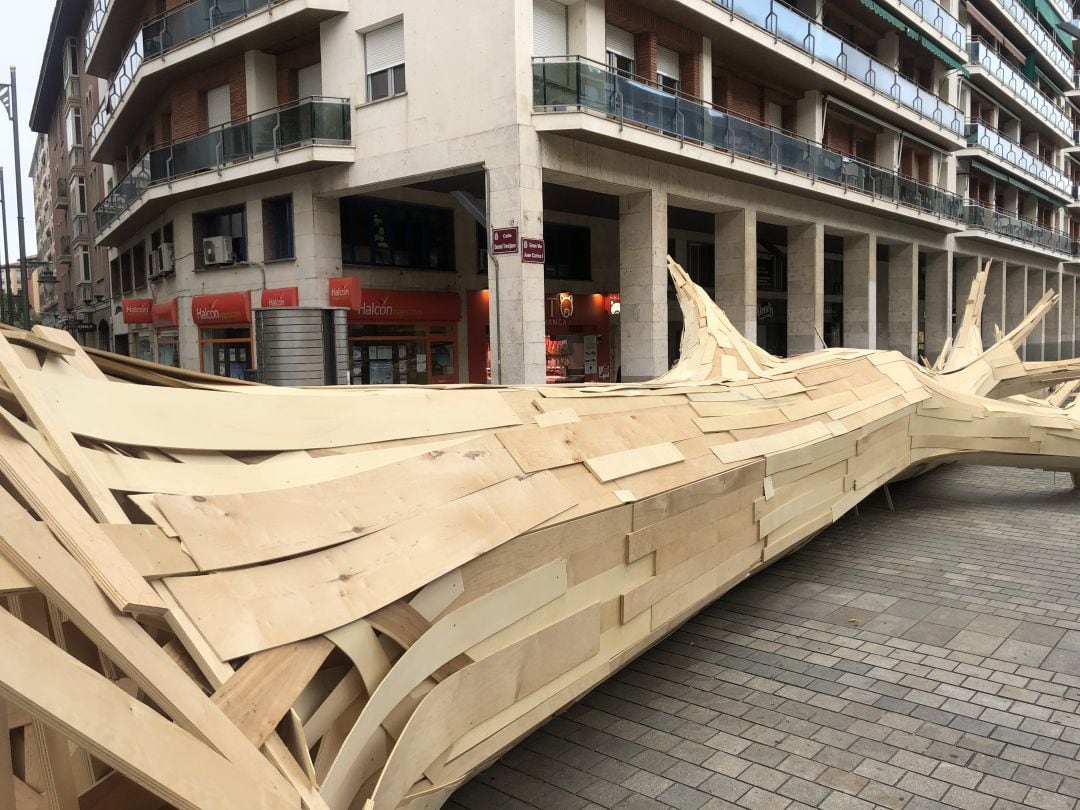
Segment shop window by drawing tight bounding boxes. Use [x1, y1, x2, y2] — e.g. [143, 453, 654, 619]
[685, 241, 714, 290]
[348, 323, 456, 385]
[157, 330, 179, 367]
[543, 222, 590, 280]
[193, 205, 247, 268]
[366, 21, 406, 102]
[263, 195, 294, 260]
[200, 327, 252, 379]
[340, 197, 453, 271]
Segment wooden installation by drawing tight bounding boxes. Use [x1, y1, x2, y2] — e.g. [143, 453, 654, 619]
[0, 261, 1078, 810]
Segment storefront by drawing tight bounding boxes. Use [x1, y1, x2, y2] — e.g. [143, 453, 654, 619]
[191, 292, 253, 380]
[121, 298, 154, 362]
[328, 279, 460, 385]
[466, 291, 615, 384]
[151, 299, 180, 367]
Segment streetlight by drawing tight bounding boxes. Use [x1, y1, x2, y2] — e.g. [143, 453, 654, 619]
[0, 166, 10, 324]
[0, 67, 30, 328]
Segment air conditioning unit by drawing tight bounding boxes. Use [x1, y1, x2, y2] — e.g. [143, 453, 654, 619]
[202, 235, 234, 267]
[149, 243, 176, 278]
[149, 249, 162, 277]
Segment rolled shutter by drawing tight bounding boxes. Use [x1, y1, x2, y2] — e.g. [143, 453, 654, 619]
[656, 46, 679, 80]
[366, 21, 405, 75]
[533, 0, 567, 57]
[606, 25, 635, 60]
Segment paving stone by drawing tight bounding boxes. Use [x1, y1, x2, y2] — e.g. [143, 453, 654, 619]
[993, 640, 1053, 667]
[903, 622, 961, 646]
[949, 630, 1005, 656]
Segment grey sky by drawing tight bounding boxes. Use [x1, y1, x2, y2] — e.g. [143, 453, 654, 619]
[0, 0, 53, 262]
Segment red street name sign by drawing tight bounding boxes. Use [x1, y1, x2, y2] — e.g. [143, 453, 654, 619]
[522, 238, 545, 264]
[492, 227, 518, 254]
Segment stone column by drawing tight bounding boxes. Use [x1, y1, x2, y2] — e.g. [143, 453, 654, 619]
[1045, 268, 1062, 361]
[795, 91, 823, 141]
[1005, 263, 1028, 360]
[567, 0, 605, 63]
[1027, 268, 1046, 361]
[1061, 273, 1076, 359]
[619, 189, 669, 380]
[953, 255, 978, 339]
[981, 260, 1005, 349]
[842, 233, 876, 349]
[924, 249, 952, 364]
[701, 37, 713, 104]
[244, 51, 278, 112]
[787, 222, 824, 355]
[887, 241, 918, 358]
[714, 209, 757, 344]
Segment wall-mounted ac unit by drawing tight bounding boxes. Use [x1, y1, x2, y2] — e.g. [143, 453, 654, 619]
[150, 243, 176, 278]
[202, 235, 234, 267]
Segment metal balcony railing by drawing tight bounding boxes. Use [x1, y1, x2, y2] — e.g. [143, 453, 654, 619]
[965, 122, 1070, 196]
[964, 201, 1071, 253]
[996, 0, 1071, 80]
[533, 57, 965, 220]
[705, 0, 963, 135]
[89, 0, 279, 148]
[967, 39, 1070, 139]
[94, 97, 351, 233]
[893, 0, 964, 49]
[84, 0, 107, 59]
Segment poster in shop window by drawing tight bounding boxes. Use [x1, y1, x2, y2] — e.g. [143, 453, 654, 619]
[584, 335, 598, 375]
[369, 360, 393, 384]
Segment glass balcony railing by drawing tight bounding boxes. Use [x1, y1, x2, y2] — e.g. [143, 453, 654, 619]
[894, 0, 964, 49]
[967, 39, 1070, 139]
[965, 122, 1070, 196]
[84, 0, 107, 59]
[996, 0, 1071, 80]
[533, 57, 964, 220]
[964, 202, 1071, 253]
[94, 97, 350, 233]
[706, 0, 963, 135]
[89, 0, 277, 148]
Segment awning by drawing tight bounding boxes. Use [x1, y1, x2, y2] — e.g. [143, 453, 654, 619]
[1035, 0, 1065, 28]
[919, 35, 970, 76]
[970, 159, 1010, 183]
[859, 0, 970, 75]
[970, 160, 1062, 205]
[966, 1, 1028, 64]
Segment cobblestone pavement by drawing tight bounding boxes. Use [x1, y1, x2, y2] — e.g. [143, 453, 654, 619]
[451, 465, 1080, 810]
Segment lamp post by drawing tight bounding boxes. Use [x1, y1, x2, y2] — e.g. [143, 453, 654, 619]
[0, 67, 30, 328]
[0, 166, 9, 324]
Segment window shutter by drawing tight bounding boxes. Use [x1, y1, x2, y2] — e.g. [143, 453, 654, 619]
[605, 25, 635, 60]
[656, 46, 679, 80]
[366, 21, 405, 75]
[533, 0, 567, 57]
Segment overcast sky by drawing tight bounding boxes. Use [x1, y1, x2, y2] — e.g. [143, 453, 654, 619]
[0, 2, 53, 262]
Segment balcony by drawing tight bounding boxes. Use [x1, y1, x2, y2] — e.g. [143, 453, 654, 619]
[88, 0, 347, 162]
[966, 39, 1070, 141]
[964, 122, 1071, 199]
[93, 97, 352, 244]
[533, 57, 964, 222]
[705, 0, 963, 139]
[72, 215, 90, 244]
[963, 201, 1071, 255]
[994, 0, 1072, 84]
[890, 0, 964, 51]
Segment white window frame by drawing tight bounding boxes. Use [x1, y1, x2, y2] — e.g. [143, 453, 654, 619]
[72, 176, 87, 216]
[76, 247, 91, 283]
[365, 21, 406, 103]
[65, 107, 82, 147]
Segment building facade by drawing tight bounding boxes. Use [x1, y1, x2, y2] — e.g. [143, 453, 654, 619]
[30, 133, 56, 322]
[35, 0, 1080, 381]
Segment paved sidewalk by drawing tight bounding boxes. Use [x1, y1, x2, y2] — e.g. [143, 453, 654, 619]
[451, 465, 1080, 810]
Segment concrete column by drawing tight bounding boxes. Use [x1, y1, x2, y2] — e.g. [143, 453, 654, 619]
[568, 0, 605, 62]
[924, 250, 952, 364]
[1045, 268, 1062, 360]
[1061, 273, 1076, 359]
[795, 91, 823, 142]
[842, 233, 876, 350]
[875, 131, 900, 173]
[887, 241, 918, 358]
[244, 51, 278, 113]
[877, 31, 900, 68]
[1020, 196, 1038, 221]
[714, 209, 757, 344]
[953, 256, 979, 342]
[981, 260, 1005, 349]
[1027, 267, 1046, 360]
[487, 157, 546, 385]
[940, 154, 958, 193]
[701, 38, 713, 104]
[788, 222, 824, 355]
[619, 190, 669, 380]
[1005, 263, 1028, 360]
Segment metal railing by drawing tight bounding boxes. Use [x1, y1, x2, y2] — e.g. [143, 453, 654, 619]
[964, 201, 1071, 253]
[533, 57, 964, 220]
[965, 122, 1070, 196]
[94, 97, 351, 233]
[996, 0, 1071, 80]
[705, 0, 963, 135]
[967, 39, 1070, 139]
[89, 0, 277, 148]
[894, 0, 964, 49]
[84, 0, 107, 59]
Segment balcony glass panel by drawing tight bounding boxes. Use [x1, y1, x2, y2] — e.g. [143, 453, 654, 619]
[84, 0, 107, 58]
[965, 123, 1070, 195]
[94, 98, 350, 233]
[967, 40, 1070, 138]
[533, 57, 964, 221]
[707, 0, 963, 135]
[895, 0, 963, 48]
[964, 202, 1071, 253]
[996, 0, 1071, 78]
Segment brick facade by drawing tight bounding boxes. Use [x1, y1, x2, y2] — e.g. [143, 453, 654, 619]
[606, 0, 700, 90]
[275, 37, 322, 105]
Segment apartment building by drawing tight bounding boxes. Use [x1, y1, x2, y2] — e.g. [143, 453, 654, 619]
[40, 0, 1080, 382]
[30, 133, 57, 322]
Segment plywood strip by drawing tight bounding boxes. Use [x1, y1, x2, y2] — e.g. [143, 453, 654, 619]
[584, 442, 684, 483]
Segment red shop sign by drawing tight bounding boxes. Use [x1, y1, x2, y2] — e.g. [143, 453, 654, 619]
[328, 277, 361, 312]
[352, 288, 461, 323]
[492, 227, 519, 254]
[522, 238, 545, 263]
[261, 287, 299, 308]
[121, 298, 153, 324]
[191, 292, 252, 326]
[151, 299, 179, 328]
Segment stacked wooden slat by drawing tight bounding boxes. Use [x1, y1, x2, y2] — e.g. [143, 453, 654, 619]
[0, 259, 1077, 810]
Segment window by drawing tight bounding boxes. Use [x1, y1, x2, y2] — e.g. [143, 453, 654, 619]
[263, 196, 295, 260]
[366, 21, 406, 101]
[76, 247, 91, 282]
[194, 205, 247, 267]
[533, 0, 567, 57]
[341, 197, 453, 271]
[606, 25, 635, 75]
[72, 177, 87, 215]
[656, 46, 680, 94]
[65, 108, 82, 147]
[544, 223, 590, 280]
[63, 37, 78, 80]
